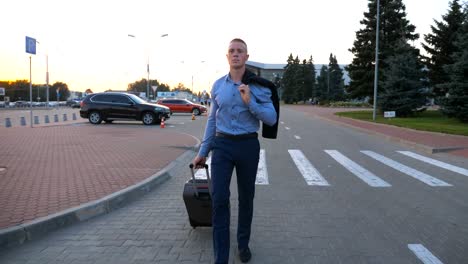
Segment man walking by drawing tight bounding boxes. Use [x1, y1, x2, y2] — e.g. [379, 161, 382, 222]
[192, 38, 277, 264]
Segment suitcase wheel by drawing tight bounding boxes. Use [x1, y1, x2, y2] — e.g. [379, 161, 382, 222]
[189, 218, 197, 229]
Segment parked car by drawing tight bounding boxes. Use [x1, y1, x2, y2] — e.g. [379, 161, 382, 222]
[79, 92, 171, 125]
[66, 98, 82, 108]
[14, 100, 30, 107]
[156, 98, 207, 115]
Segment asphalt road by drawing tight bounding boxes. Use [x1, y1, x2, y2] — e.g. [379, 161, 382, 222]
[0, 107, 467, 263]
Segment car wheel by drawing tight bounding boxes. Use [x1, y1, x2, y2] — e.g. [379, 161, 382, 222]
[192, 108, 200, 116]
[142, 112, 155, 125]
[89, 111, 102, 124]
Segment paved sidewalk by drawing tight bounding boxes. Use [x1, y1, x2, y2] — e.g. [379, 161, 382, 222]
[0, 124, 198, 248]
[287, 105, 468, 158]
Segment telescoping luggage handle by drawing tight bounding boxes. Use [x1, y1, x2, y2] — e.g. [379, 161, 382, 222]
[189, 163, 212, 198]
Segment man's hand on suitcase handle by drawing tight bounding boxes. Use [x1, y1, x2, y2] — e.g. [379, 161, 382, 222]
[191, 156, 207, 169]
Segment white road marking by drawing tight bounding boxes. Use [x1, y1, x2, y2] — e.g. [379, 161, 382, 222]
[280, 121, 284, 124]
[285, 127, 290, 130]
[361, 151, 452, 187]
[288, 149, 330, 186]
[255, 149, 269, 185]
[398, 151, 468, 177]
[195, 151, 269, 185]
[294, 135, 301, 140]
[408, 244, 443, 264]
[325, 150, 391, 187]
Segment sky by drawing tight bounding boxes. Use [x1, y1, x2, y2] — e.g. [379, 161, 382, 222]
[0, 0, 452, 94]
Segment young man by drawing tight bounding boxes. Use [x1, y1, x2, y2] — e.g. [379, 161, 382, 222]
[192, 38, 277, 264]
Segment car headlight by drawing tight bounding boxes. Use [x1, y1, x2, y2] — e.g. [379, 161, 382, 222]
[154, 106, 170, 113]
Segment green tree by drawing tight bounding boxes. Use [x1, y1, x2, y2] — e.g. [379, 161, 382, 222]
[282, 54, 317, 104]
[127, 78, 169, 98]
[316, 65, 329, 102]
[346, 0, 419, 100]
[328, 54, 345, 101]
[303, 56, 317, 102]
[439, 14, 468, 122]
[281, 54, 298, 104]
[422, 0, 465, 98]
[172, 83, 192, 93]
[378, 40, 426, 117]
[51, 82, 70, 101]
[10, 80, 31, 101]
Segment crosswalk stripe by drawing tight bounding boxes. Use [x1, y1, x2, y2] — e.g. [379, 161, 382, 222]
[288, 149, 330, 186]
[398, 151, 468, 177]
[325, 150, 391, 187]
[255, 149, 269, 185]
[195, 152, 270, 185]
[361, 151, 452, 187]
[408, 244, 443, 264]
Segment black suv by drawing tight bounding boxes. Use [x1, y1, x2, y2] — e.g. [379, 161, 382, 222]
[80, 92, 171, 125]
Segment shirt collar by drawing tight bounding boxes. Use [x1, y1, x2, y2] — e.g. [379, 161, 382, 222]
[225, 73, 241, 85]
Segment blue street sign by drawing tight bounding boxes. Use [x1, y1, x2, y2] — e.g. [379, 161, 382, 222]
[26, 36, 36, 54]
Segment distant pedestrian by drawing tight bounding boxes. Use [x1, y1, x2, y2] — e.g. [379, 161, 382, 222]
[192, 38, 278, 264]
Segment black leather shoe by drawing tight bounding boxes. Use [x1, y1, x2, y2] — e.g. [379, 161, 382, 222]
[239, 248, 252, 263]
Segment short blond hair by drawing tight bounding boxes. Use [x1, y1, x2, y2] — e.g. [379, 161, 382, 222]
[230, 38, 248, 52]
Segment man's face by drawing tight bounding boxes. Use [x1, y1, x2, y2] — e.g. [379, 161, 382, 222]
[227, 41, 249, 69]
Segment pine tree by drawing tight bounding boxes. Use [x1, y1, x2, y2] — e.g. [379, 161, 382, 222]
[316, 66, 329, 102]
[328, 54, 345, 101]
[439, 14, 468, 122]
[422, 0, 465, 98]
[346, 0, 419, 100]
[281, 54, 297, 104]
[303, 56, 317, 102]
[291, 56, 302, 103]
[379, 40, 426, 117]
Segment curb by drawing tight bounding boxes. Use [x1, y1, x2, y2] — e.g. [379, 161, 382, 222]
[0, 148, 197, 250]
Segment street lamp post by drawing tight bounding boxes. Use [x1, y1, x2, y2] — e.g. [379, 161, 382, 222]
[128, 33, 168, 100]
[373, 0, 381, 121]
[46, 55, 49, 108]
[186, 60, 205, 95]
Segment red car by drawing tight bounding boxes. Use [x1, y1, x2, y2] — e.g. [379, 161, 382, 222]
[157, 98, 207, 115]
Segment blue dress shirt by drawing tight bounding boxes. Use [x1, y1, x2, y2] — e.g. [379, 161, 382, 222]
[198, 73, 277, 157]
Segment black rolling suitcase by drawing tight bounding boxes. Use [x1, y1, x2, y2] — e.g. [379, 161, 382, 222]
[183, 164, 212, 228]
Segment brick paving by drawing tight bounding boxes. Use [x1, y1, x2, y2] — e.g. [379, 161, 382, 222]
[0, 124, 197, 230]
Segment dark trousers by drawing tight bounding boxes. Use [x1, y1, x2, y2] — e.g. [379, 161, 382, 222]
[210, 136, 260, 264]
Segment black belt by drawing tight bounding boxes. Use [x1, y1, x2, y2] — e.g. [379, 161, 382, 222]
[215, 132, 258, 140]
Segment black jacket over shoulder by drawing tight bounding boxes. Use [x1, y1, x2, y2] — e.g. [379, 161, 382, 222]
[241, 69, 279, 139]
